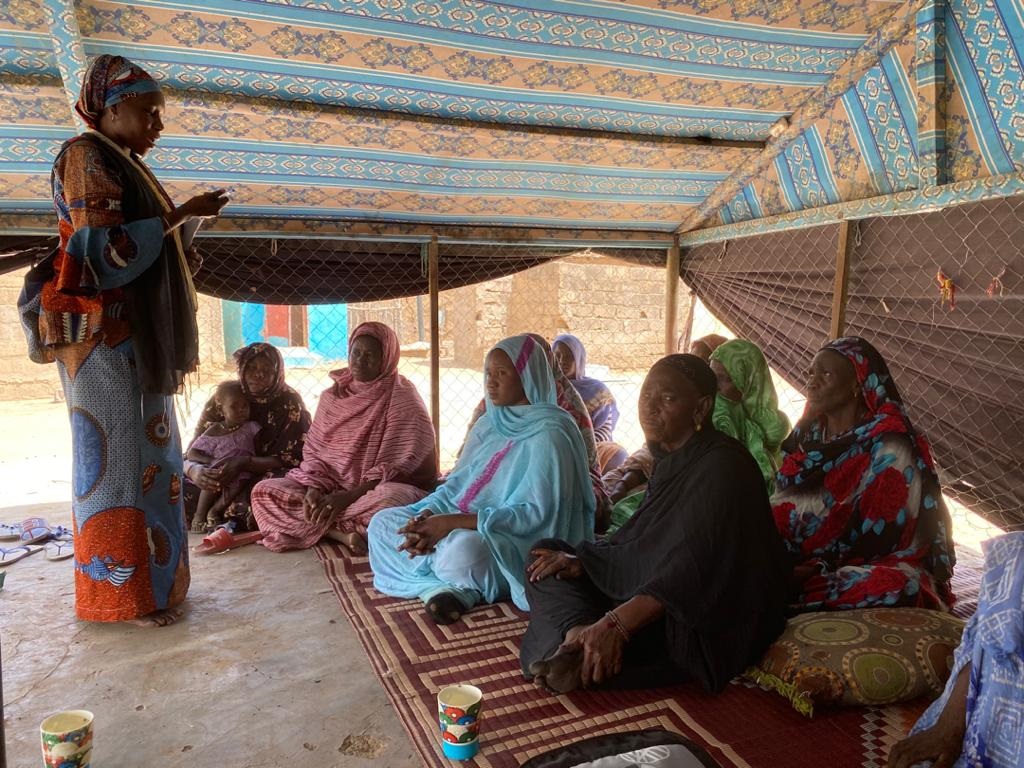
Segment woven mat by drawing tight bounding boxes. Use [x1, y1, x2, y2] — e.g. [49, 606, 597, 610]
[315, 542, 983, 768]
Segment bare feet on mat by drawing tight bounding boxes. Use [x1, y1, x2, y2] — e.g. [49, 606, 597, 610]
[128, 607, 184, 628]
[325, 530, 369, 556]
[425, 592, 464, 625]
[529, 648, 583, 694]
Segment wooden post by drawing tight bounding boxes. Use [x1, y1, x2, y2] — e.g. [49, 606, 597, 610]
[830, 220, 855, 339]
[664, 236, 681, 355]
[428, 236, 441, 462]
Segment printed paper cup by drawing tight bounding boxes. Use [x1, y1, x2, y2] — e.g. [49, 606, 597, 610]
[40, 710, 93, 767]
[437, 684, 483, 760]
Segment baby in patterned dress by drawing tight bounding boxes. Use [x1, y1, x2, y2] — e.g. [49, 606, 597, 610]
[185, 381, 260, 533]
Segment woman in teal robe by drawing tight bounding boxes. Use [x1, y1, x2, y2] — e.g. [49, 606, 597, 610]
[367, 334, 595, 624]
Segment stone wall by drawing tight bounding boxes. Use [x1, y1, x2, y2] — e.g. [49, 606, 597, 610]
[439, 259, 688, 371]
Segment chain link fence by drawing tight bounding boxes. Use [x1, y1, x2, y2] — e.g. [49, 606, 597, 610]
[2, 195, 1020, 547]
[679, 193, 1024, 545]
[177, 238, 675, 472]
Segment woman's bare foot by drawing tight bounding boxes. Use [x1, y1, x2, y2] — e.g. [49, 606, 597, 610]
[425, 592, 464, 625]
[529, 647, 583, 694]
[128, 607, 183, 628]
[324, 530, 369, 556]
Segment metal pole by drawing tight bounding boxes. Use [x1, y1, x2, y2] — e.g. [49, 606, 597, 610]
[664, 236, 681, 355]
[830, 220, 855, 339]
[428, 236, 441, 464]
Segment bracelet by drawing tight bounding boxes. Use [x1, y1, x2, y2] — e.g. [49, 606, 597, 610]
[604, 610, 630, 642]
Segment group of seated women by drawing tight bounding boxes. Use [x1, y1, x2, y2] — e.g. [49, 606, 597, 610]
[182, 323, 1019, 766]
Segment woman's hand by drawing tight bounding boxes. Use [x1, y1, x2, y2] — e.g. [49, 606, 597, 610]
[887, 723, 965, 768]
[213, 456, 249, 483]
[181, 189, 229, 219]
[188, 464, 223, 493]
[397, 511, 451, 558]
[572, 619, 626, 688]
[166, 190, 229, 232]
[527, 549, 583, 582]
[302, 487, 324, 522]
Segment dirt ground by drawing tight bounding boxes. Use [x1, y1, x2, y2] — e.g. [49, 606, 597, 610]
[1, 501, 420, 768]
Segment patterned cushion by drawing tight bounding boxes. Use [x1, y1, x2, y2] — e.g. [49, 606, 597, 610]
[746, 608, 964, 717]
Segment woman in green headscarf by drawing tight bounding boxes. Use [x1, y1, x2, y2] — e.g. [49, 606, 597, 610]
[708, 340, 790, 492]
[606, 340, 788, 532]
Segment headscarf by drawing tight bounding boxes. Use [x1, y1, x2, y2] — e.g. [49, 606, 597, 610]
[710, 340, 790, 489]
[776, 336, 955, 603]
[483, 334, 570, 440]
[552, 333, 619, 442]
[652, 353, 718, 428]
[75, 55, 161, 129]
[236, 342, 287, 403]
[289, 322, 436, 490]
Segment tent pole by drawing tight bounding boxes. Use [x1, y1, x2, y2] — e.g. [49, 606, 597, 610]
[664, 236, 681, 355]
[428, 236, 441, 465]
[830, 220, 855, 339]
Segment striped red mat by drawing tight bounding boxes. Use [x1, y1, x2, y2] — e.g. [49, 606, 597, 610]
[315, 542, 982, 768]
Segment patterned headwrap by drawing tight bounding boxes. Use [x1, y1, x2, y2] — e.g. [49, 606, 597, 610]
[710, 339, 791, 488]
[235, 342, 286, 404]
[75, 54, 161, 129]
[776, 336, 956, 602]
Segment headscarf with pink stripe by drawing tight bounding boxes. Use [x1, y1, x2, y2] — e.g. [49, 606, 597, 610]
[483, 334, 570, 441]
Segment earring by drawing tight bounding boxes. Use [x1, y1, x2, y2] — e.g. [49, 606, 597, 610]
[695, 423, 702, 432]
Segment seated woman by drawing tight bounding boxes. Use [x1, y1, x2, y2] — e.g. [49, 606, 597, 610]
[459, 333, 612, 532]
[522, 354, 790, 694]
[709, 339, 790, 492]
[367, 334, 595, 625]
[251, 322, 437, 555]
[603, 338, 788, 531]
[888, 532, 1023, 768]
[184, 342, 311, 531]
[772, 336, 956, 612]
[552, 333, 626, 472]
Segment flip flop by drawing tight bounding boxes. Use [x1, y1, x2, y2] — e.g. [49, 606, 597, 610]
[0, 544, 44, 566]
[49, 525, 73, 541]
[0, 522, 19, 541]
[20, 517, 52, 545]
[192, 528, 263, 556]
[45, 539, 75, 561]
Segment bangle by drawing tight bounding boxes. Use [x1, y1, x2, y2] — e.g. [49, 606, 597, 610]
[604, 610, 630, 642]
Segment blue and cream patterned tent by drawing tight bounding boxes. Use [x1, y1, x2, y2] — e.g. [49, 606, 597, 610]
[2, 0, 1020, 241]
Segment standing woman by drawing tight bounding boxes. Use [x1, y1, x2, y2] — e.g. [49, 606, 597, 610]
[39, 55, 228, 625]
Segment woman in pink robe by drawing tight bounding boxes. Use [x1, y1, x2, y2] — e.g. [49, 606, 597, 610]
[251, 322, 437, 554]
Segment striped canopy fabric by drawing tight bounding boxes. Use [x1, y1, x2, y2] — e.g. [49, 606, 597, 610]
[1, 0, 929, 237]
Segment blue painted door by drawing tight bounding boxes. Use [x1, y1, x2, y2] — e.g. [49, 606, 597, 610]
[307, 304, 348, 361]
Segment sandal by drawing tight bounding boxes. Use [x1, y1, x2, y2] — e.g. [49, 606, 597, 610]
[45, 539, 75, 561]
[20, 517, 52, 545]
[425, 592, 464, 625]
[192, 528, 264, 556]
[0, 522, 19, 541]
[0, 544, 44, 566]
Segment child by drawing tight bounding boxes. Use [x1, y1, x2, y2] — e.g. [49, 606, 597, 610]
[186, 381, 261, 533]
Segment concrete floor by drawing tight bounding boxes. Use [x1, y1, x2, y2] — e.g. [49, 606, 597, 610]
[1, 502, 420, 768]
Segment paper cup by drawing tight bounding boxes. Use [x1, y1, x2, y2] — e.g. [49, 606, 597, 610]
[437, 684, 482, 760]
[40, 710, 93, 768]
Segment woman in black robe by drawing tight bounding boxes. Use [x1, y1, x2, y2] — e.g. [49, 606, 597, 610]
[521, 354, 791, 694]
